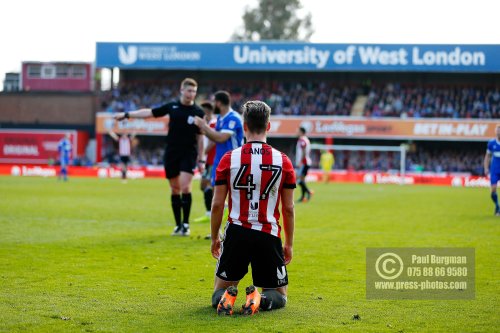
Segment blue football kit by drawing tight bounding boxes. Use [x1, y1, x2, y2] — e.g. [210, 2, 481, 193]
[58, 138, 72, 166]
[211, 110, 244, 185]
[487, 139, 500, 185]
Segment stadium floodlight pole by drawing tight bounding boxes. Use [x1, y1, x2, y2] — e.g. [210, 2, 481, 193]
[310, 143, 410, 185]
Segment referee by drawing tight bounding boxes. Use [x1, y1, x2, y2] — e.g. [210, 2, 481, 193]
[114, 78, 205, 236]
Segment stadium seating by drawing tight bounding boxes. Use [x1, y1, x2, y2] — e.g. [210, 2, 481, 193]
[103, 143, 482, 174]
[329, 149, 483, 175]
[100, 81, 499, 119]
[363, 83, 499, 119]
[100, 81, 489, 174]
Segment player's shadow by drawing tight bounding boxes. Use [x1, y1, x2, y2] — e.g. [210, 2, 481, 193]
[92, 232, 212, 248]
[190, 305, 269, 320]
[191, 306, 215, 316]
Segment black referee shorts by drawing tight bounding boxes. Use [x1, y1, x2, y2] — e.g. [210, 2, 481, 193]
[163, 148, 197, 179]
[215, 223, 288, 289]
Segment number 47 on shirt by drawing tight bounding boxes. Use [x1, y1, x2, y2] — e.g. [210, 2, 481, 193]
[232, 164, 282, 201]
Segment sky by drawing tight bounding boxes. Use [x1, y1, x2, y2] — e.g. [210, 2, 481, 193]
[1, 0, 499, 90]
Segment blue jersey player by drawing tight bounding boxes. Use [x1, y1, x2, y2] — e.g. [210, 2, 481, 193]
[58, 133, 72, 181]
[193, 91, 243, 227]
[194, 90, 244, 185]
[484, 125, 500, 216]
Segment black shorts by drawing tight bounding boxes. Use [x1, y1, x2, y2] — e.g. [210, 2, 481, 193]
[216, 223, 288, 289]
[298, 165, 310, 177]
[163, 148, 197, 179]
[120, 156, 130, 165]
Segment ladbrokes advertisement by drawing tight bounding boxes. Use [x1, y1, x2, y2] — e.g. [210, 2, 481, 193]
[96, 114, 169, 136]
[96, 113, 497, 141]
[268, 117, 496, 140]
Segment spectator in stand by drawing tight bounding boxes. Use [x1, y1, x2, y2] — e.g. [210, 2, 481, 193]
[364, 84, 498, 119]
[125, 139, 483, 175]
[101, 81, 498, 119]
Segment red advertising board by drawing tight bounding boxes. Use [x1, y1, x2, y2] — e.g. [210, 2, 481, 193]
[0, 164, 489, 188]
[0, 130, 87, 164]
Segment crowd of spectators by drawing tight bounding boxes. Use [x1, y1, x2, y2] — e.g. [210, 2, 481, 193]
[324, 149, 483, 174]
[103, 139, 483, 175]
[206, 81, 357, 116]
[100, 80, 488, 174]
[363, 83, 499, 119]
[103, 137, 164, 167]
[405, 149, 483, 174]
[99, 83, 180, 113]
[100, 81, 498, 119]
[99, 80, 357, 116]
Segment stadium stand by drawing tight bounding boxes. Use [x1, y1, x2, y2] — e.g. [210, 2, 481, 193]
[98, 78, 491, 174]
[103, 137, 482, 175]
[363, 83, 499, 119]
[329, 149, 482, 174]
[100, 81, 498, 119]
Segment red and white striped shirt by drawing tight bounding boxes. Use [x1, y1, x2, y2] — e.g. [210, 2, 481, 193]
[215, 141, 296, 238]
[119, 135, 131, 156]
[206, 119, 217, 165]
[296, 135, 311, 166]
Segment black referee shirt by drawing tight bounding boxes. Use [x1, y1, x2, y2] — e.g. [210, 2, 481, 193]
[152, 101, 205, 150]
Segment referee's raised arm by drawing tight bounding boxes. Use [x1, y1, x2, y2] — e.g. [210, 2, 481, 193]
[114, 108, 153, 121]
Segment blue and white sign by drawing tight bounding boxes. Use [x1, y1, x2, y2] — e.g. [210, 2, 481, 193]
[96, 42, 500, 72]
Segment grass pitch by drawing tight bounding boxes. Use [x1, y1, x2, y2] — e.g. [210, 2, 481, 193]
[0, 176, 498, 332]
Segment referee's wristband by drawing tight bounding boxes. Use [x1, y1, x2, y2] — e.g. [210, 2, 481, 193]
[124, 112, 130, 119]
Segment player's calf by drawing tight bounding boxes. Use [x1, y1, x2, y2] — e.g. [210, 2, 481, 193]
[260, 289, 287, 311]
